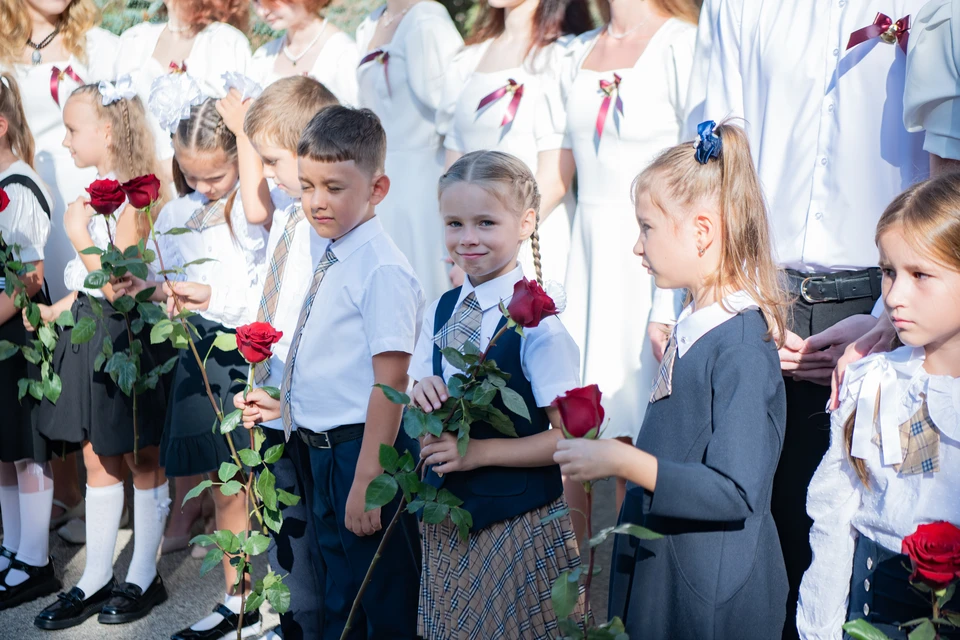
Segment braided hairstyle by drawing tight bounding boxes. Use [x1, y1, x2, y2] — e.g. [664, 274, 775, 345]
[0, 73, 35, 170]
[438, 150, 544, 285]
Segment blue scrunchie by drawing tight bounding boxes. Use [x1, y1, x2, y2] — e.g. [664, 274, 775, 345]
[695, 120, 722, 164]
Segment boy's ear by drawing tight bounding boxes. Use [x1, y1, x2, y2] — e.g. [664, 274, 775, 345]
[370, 173, 390, 206]
[519, 207, 536, 241]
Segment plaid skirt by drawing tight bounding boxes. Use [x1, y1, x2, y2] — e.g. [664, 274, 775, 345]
[418, 497, 586, 640]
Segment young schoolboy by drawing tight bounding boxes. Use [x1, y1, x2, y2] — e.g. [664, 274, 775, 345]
[236, 106, 424, 640]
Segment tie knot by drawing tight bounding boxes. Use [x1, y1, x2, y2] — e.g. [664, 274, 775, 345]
[320, 247, 338, 269]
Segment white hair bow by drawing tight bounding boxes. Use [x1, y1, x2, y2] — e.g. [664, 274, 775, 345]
[221, 72, 263, 102]
[98, 75, 137, 106]
[148, 73, 206, 134]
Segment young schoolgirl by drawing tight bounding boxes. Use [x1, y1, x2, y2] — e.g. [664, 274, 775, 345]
[555, 123, 791, 639]
[251, 0, 359, 104]
[28, 81, 170, 630]
[410, 150, 585, 639]
[797, 173, 960, 639]
[0, 72, 57, 611]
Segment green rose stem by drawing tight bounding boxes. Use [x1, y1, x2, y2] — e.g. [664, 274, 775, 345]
[340, 322, 514, 640]
[582, 482, 594, 637]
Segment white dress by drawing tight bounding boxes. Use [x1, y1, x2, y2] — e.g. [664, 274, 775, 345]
[355, 2, 464, 302]
[251, 30, 360, 105]
[559, 21, 695, 439]
[115, 22, 252, 159]
[0, 160, 53, 265]
[437, 39, 574, 285]
[4, 28, 119, 301]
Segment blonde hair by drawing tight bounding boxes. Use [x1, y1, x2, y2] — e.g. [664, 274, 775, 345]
[0, 0, 100, 66]
[596, 0, 701, 25]
[244, 76, 338, 152]
[0, 73, 36, 170]
[438, 150, 544, 285]
[633, 121, 789, 345]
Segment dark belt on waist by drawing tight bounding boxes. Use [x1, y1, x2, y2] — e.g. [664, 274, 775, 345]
[296, 423, 365, 449]
[786, 268, 881, 304]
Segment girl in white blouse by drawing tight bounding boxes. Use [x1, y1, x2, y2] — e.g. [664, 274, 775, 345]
[797, 173, 960, 640]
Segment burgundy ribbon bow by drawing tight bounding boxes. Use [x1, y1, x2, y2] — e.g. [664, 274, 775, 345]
[476, 79, 524, 127]
[169, 61, 187, 74]
[359, 49, 391, 96]
[596, 73, 624, 139]
[50, 65, 83, 107]
[846, 13, 911, 53]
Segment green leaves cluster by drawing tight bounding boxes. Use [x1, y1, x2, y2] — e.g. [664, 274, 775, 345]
[842, 582, 960, 640]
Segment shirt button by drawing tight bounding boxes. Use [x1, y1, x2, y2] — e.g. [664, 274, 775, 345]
[201, 275, 208, 283]
[820, 157, 828, 166]
[827, 103, 835, 113]
[833, 48, 840, 57]
[815, 212, 823, 220]
[863, 603, 870, 616]
[680, 337, 688, 345]
[867, 557, 874, 570]
[839, 0, 846, 6]
[207, 245, 213, 252]
[864, 578, 871, 592]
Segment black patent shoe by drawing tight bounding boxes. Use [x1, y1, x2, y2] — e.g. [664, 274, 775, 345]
[34, 578, 116, 630]
[98, 574, 168, 624]
[0, 558, 61, 610]
[170, 604, 262, 640]
[0, 545, 15, 572]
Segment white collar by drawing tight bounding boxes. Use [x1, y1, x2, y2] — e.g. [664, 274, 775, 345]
[329, 216, 383, 262]
[458, 264, 524, 313]
[674, 290, 758, 358]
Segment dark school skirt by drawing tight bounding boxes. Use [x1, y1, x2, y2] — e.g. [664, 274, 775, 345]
[159, 315, 248, 477]
[38, 293, 166, 457]
[0, 296, 48, 463]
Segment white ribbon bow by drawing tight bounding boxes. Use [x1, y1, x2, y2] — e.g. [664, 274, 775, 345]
[850, 358, 903, 466]
[98, 75, 137, 106]
[221, 72, 263, 101]
[148, 73, 206, 134]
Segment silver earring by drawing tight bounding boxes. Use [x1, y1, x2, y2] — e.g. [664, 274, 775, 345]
[697, 246, 705, 257]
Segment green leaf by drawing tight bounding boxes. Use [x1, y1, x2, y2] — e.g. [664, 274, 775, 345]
[263, 443, 284, 464]
[842, 619, 895, 640]
[939, 584, 957, 609]
[482, 405, 518, 438]
[163, 226, 194, 235]
[79, 245, 103, 255]
[55, 310, 75, 328]
[379, 444, 400, 474]
[403, 409, 426, 439]
[610, 523, 663, 541]
[406, 499, 426, 514]
[71, 316, 97, 344]
[25, 303, 40, 332]
[447, 375, 466, 398]
[113, 295, 135, 313]
[189, 534, 216, 547]
[263, 506, 283, 533]
[20, 345, 40, 364]
[42, 373, 62, 404]
[220, 480, 244, 496]
[17, 378, 29, 401]
[265, 582, 292, 614]
[472, 387, 496, 406]
[424, 411, 444, 437]
[126, 261, 149, 281]
[375, 383, 410, 406]
[258, 468, 277, 510]
[130, 316, 144, 335]
[219, 408, 243, 434]
[211, 331, 237, 353]
[36, 323, 56, 351]
[88, 295, 102, 318]
[243, 532, 271, 556]
[440, 347, 468, 371]
[122, 245, 140, 259]
[83, 269, 109, 290]
[150, 318, 174, 344]
[137, 301, 165, 325]
[365, 474, 398, 510]
[92, 352, 106, 372]
[238, 448, 262, 467]
[397, 451, 415, 473]
[908, 620, 936, 640]
[422, 501, 449, 524]
[160, 355, 178, 374]
[436, 489, 464, 507]
[28, 379, 42, 401]
[550, 570, 579, 619]
[277, 489, 300, 507]
[450, 506, 472, 529]
[214, 529, 241, 554]
[0, 340, 19, 361]
[244, 590, 266, 614]
[261, 385, 281, 400]
[456, 426, 470, 458]
[461, 340, 480, 356]
[540, 507, 570, 525]
[182, 479, 213, 506]
[182, 257, 218, 268]
[253, 427, 266, 455]
[135, 287, 157, 303]
[419, 484, 437, 502]
[219, 461, 241, 482]
[395, 471, 420, 502]
[199, 547, 224, 577]
[499, 386, 531, 422]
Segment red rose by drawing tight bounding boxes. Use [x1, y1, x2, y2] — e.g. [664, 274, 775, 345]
[506, 278, 558, 328]
[552, 384, 605, 438]
[0, 187, 8, 213]
[85, 178, 125, 216]
[120, 174, 161, 210]
[901, 522, 960, 591]
[235, 322, 283, 365]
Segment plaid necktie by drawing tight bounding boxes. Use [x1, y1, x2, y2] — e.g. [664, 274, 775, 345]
[650, 333, 677, 403]
[897, 401, 940, 475]
[185, 197, 228, 231]
[280, 246, 338, 435]
[254, 206, 305, 384]
[434, 291, 482, 353]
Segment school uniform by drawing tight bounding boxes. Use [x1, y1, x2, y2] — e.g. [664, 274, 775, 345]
[608, 292, 788, 640]
[156, 190, 267, 476]
[409, 265, 585, 640]
[281, 216, 424, 640]
[798, 347, 960, 640]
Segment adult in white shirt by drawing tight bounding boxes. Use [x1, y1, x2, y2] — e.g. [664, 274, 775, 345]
[693, 1, 929, 636]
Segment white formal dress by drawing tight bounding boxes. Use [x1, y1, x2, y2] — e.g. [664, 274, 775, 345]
[355, 2, 463, 302]
[4, 28, 119, 301]
[437, 39, 574, 285]
[251, 29, 360, 104]
[557, 21, 695, 439]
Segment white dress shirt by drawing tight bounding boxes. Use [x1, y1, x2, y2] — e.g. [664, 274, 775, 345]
[673, 290, 759, 358]
[0, 161, 52, 265]
[409, 265, 581, 408]
[288, 216, 425, 433]
[797, 347, 960, 640]
[696, 0, 929, 273]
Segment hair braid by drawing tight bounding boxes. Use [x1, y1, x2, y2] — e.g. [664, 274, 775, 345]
[530, 211, 543, 286]
[118, 99, 134, 168]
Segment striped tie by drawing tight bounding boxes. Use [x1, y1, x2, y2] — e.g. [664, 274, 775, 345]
[280, 246, 338, 436]
[649, 333, 677, 403]
[254, 206, 305, 384]
[185, 197, 228, 231]
[434, 292, 483, 353]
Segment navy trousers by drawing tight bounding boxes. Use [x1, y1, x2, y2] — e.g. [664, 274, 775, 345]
[263, 429, 324, 640]
[306, 430, 421, 640]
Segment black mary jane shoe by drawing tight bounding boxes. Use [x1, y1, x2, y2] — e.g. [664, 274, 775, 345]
[0, 558, 61, 610]
[34, 578, 117, 630]
[170, 604, 262, 640]
[0, 545, 15, 572]
[98, 574, 168, 624]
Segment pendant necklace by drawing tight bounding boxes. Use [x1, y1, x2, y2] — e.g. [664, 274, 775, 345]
[27, 27, 60, 65]
[380, 5, 412, 28]
[606, 20, 647, 41]
[283, 19, 327, 66]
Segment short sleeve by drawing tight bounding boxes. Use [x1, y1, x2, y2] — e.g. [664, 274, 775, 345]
[361, 265, 424, 356]
[905, 0, 960, 160]
[324, 34, 361, 106]
[437, 46, 479, 145]
[405, 12, 464, 112]
[534, 41, 572, 152]
[84, 28, 121, 82]
[0, 184, 51, 263]
[409, 299, 441, 382]
[666, 24, 698, 132]
[521, 316, 581, 407]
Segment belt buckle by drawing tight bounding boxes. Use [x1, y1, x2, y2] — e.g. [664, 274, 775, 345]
[316, 432, 332, 449]
[800, 276, 826, 303]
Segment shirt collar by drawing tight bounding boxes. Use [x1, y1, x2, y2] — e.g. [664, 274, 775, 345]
[674, 290, 759, 358]
[329, 216, 383, 262]
[459, 264, 523, 313]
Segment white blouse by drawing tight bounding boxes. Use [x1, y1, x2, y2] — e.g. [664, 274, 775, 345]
[904, 0, 960, 160]
[0, 161, 52, 263]
[797, 347, 960, 640]
[62, 174, 125, 299]
[155, 190, 267, 328]
[251, 31, 360, 105]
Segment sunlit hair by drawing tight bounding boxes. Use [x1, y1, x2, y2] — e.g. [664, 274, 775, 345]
[244, 76, 338, 152]
[467, 0, 594, 63]
[438, 150, 544, 285]
[255, 0, 333, 14]
[0, 0, 100, 65]
[633, 121, 789, 346]
[0, 73, 36, 170]
[842, 172, 960, 486]
[162, 0, 250, 33]
[297, 106, 385, 176]
[596, 0, 701, 25]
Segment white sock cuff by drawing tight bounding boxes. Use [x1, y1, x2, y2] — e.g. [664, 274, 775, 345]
[86, 482, 124, 497]
[224, 592, 242, 612]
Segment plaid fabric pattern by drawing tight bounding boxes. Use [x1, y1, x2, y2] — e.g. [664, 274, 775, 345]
[434, 292, 482, 353]
[897, 401, 940, 475]
[649, 332, 677, 403]
[279, 247, 338, 432]
[418, 498, 588, 640]
[185, 197, 228, 231]
[254, 205, 305, 384]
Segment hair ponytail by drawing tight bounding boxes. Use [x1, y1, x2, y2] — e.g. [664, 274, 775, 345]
[0, 73, 36, 170]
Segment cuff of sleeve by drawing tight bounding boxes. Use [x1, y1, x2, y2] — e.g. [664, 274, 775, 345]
[536, 134, 567, 152]
[408, 361, 433, 383]
[532, 381, 578, 408]
[924, 129, 960, 161]
[207, 284, 228, 322]
[647, 458, 683, 517]
[19, 247, 43, 263]
[370, 337, 415, 356]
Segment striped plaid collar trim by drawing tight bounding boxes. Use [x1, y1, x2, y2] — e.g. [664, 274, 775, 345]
[459, 264, 524, 313]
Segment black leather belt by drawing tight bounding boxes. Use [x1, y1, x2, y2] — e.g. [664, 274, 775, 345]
[786, 268, 881, 304]
[296, 423, 365, 449]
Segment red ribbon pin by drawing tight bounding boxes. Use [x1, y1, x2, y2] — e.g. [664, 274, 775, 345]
[50, 65, 83, 107]
[846, 13, 910, 53]
[359, 49, 391, 97]
[476, 79, 524, 128]
[596, 73, 623, 140]
[169, 61, 187, 74]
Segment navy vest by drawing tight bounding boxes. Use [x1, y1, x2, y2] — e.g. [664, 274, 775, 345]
[425, 287, 563, 532]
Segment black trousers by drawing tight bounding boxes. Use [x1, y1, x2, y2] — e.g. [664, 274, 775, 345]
[774, 295, 878, 640]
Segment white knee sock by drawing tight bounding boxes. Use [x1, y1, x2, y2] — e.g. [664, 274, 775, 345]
[124, 481, 169, 591]
[0, 484, 20, 570]
[0, 483, 54, 589]
[75, 483, 124, 598]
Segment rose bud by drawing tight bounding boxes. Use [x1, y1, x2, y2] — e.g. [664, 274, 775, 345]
[506, 277, 558, 329]
[85, 178, 126, 216]
[120, 174, 161, 210]
[235, 322, 284, 365]
[552, 384, 605, 439]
